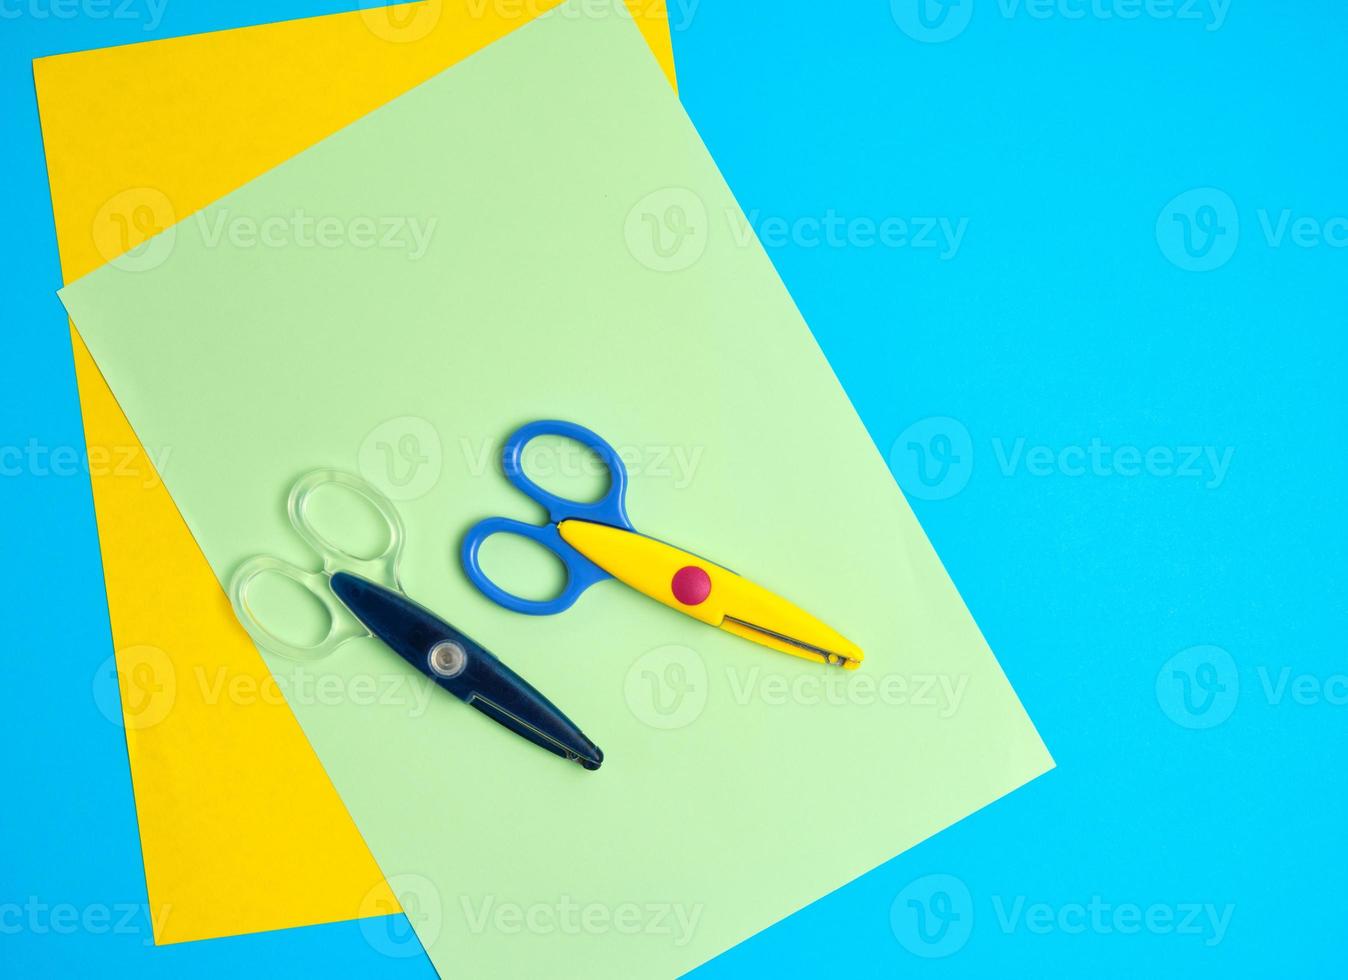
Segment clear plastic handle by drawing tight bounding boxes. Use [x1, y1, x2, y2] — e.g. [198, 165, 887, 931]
[288, 469, 405, 586]
[228, 469, 406, 662]
[228, 555, 366, 662]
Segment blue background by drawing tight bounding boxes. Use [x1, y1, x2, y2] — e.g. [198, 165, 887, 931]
[2, 1, 1343, 975]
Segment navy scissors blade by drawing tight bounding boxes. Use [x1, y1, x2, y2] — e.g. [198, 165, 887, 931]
[330, 571, 602, 770]
[230, 470, 604, 769]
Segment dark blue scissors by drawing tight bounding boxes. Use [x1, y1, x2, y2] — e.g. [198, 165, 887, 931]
[229, 469, 602, 770]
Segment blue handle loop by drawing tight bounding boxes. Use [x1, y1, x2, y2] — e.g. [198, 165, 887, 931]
[461, 517, 611, 615]
[501, 420, 634, 531]
[461, 421, 636, 615]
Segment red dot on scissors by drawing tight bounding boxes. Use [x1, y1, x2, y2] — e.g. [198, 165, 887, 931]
[671, 565, 712, 606]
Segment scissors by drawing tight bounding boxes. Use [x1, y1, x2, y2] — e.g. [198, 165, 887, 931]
[228, 469, 603, 770]
[462, 421, 863, 669]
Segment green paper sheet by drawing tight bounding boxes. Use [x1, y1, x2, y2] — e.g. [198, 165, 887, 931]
[59, 2, 1052, 975]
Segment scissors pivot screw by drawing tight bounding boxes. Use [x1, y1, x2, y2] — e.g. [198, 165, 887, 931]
[428, 641, 468, 679]
[670, 565, 712, 606]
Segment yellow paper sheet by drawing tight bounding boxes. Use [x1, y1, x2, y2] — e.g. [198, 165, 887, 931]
[34, 1, 675, 945]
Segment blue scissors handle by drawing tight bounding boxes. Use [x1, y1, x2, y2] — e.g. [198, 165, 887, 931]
[461, 518, 610, 615]
[462, 420, 636, 616]
[501, 419, 633, 530]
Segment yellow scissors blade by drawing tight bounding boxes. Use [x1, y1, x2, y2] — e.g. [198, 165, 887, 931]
[557, 520, 863, 669]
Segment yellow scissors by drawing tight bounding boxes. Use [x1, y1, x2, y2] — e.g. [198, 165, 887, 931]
[462, 420, 863, 668]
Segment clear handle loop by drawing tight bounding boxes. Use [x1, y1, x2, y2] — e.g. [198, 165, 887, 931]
[288, 469, 405, 588]
[228, 555, 366, 662]
[228, 469, 406, 662]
